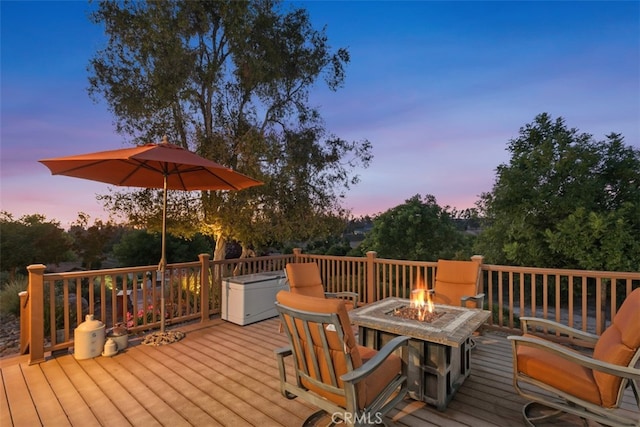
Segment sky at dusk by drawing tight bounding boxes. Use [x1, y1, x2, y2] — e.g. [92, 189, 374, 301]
[1, 1, 639, 228]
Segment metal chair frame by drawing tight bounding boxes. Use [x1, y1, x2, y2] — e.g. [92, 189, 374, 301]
[509, 317, 640, 427]
[275, 302, 409, 426]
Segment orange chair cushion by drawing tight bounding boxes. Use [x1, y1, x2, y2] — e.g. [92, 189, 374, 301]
[592, 288, 640, 407]
[356, 345, 402, 408]
[276, 291, 401, 409]
[515, 334, 601, 405]
[286, 263, 326, 299]
[433, 260, 480, 308]
[287, 263, 357, 311]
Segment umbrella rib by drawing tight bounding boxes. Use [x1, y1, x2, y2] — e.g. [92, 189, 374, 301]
[165, 162, 188, 191]
[200, 168, 244, 190]
[49, 159, 113, 176]
[119, 159, 170, 185]
[160, 163, 248, 191]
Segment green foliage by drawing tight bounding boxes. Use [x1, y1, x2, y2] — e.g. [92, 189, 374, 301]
[0, 212, 74, 277]
[356, 195, 471, 261]
[489, 303, 521, 329]
[305, 235, 352, 256]
[68, 213, 123, 269]
[475, 113, 640, 270]
[113, 229, 212, 267]
[0, 271, 10, 287]
[40, 284, 88, 337]
[0, 275, 27, 317]
[88, 0, 371, 258]
[545, 204, 640, 271]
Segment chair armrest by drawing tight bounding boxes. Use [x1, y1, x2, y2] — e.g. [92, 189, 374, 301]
[275, 346, 293, 358]
[341, 335, 409, 384]
[508, 335, 640, 382]
[325, 292, 359, 308]
[274, 345, 297, 399]
[461, 293, 485, 308]
[519, 317, 599, 345]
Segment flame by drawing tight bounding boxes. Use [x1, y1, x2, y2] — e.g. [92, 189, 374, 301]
[410, 287, 434, 321]
[411, 288, 425, 308]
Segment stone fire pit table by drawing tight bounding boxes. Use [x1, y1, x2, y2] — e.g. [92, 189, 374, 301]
[349, 297, 491, 411]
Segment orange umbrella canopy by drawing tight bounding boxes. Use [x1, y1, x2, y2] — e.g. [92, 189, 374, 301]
[39, 139, 263, 191]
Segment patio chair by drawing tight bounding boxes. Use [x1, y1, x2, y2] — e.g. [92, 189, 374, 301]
[285, 262, 359, 310]
[508, 287, 640, 427]
[429, 259, 484, 308]
[429, 259, 485, 349]
[274, 291, 409, 427]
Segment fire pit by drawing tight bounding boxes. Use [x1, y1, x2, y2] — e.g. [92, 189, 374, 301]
[349, 297, 492, 411]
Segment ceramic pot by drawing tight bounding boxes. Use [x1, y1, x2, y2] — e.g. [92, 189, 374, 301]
[107, 323, 129, 350]
[102, 338, 118, 357]
[73, 314, 105, 360]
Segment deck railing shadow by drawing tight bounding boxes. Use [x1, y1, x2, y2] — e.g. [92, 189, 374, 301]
[20, 249, 640, 364]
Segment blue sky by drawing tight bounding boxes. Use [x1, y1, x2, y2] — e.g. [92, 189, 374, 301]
[2, 1, 639, 228]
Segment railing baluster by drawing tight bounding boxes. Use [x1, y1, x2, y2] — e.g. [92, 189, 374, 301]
[22, 253, 639, 362]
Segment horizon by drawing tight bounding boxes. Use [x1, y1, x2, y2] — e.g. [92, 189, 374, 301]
[1, 1, 638, 228]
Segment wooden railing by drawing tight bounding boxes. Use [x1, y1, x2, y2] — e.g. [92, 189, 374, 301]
[21, 250, 640, 364]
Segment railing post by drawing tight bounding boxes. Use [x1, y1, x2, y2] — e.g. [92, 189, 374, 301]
[293, 247, 302, 262]
[19, 291, 29, 355]
[27, 264, 46, 364]
[366, 251, 377, 304]
[471, 255, 485, 292]
[199, 253, 210, 323]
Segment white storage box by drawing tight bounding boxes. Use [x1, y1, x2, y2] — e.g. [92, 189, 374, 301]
[222, 271, 288, 325]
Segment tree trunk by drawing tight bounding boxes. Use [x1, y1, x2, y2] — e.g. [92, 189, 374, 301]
[213, 234, 226, 261]
[232, 244, 255, 276]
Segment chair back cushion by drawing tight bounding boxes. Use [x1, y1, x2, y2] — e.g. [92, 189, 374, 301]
[593, 288, 640, 407]
[286, 263, 327, 299]
[276, 290, 363, 407]
[434, 259, 480, 308]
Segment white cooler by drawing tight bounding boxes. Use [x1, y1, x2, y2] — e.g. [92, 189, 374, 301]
[221, 271, 288, 325]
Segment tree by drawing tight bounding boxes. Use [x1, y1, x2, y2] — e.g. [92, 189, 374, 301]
[88, 0, 371, 260]
[112, 229, 212, 267]
[305, 234, 352, 256]
[355, 195, 470, 261]
[474, 113, 640, 270]
[0, 212, 74, 278]
[544, 205, 640, 272]
[68, 213, 121, 270]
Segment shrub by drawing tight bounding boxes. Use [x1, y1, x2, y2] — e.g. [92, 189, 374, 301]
[0, 271, 11, 288]
[0, 275, 27, 318]
[488, 303, 521, 329]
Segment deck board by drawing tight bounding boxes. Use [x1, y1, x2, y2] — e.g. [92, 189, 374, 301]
[20, 364, 70, 427]
[118, 347, 225, 426]
[40, 360, 100, 426]
[1, 317, 637, 427]
[3, 364, 42, 426]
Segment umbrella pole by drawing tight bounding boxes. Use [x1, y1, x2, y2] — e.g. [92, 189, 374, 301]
[159, 174, 168, 332]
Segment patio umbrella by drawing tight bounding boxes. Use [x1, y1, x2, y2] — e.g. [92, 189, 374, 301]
[39, 136, 263, 332]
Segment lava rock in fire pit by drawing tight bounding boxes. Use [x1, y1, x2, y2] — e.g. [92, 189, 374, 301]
[392, 306, 444, 323]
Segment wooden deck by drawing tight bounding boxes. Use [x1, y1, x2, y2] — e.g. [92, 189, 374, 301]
[1, 317, 637, 427]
